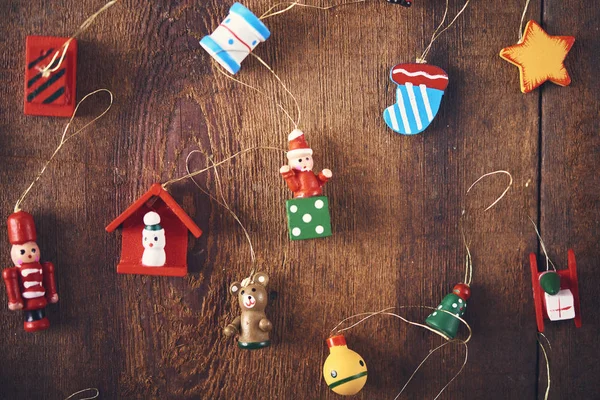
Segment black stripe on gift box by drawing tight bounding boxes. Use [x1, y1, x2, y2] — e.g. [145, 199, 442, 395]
[26, 68, 66, 103]
[28, 48, 55, 70]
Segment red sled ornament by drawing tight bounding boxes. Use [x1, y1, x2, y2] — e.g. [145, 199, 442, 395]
[106, 184, 202, 277]
[529, 249, 582, 332]
[24, 36, 77, 117]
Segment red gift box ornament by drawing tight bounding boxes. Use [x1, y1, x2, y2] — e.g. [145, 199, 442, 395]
[24, 36, 78, 117]
[106, 184, 202, 277]
[3, 211, 58, 332]
[23, 1, 118, 117]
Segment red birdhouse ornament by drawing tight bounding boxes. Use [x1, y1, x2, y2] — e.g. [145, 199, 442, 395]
[106, 184, 202, 277]
[529, 250, 582, 332]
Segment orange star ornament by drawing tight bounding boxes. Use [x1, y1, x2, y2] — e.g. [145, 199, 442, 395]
[500, 20, 575, 93]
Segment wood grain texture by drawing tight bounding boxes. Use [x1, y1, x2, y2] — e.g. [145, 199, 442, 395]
[0, 0, 596, 399]
[538, 0, 600, 399]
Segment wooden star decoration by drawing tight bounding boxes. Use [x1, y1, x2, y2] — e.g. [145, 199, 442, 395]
[500, 20, 575, 93]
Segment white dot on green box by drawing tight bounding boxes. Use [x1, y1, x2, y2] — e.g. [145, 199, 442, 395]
[286, 196, 332, 240]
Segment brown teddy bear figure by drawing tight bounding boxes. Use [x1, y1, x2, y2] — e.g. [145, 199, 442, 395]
[224, 272, 272, 349]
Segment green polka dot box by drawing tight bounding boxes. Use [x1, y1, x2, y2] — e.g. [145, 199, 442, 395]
[285, 196, 332, 240]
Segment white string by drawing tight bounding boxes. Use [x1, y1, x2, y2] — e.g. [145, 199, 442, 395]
[64, 388, 99, 400]
[329, 306, 471, 399]
[418, 0, 472, 63]
[214, 62, 297, 128]
[39, 1, 118, 77]
[518, 0, 532, 41]
[466, 170, 513, 211]
[185, 150, 256, 272]
[461, 170, 514, 285]
[394, 340, 468, 400]
[537, 332, 552, 400]
[529, 217, 558, 272]
[259, 0, 371, 20]
[14, 89, 114, 212]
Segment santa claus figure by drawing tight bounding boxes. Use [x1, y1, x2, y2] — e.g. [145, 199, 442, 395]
[3, 211, 58, 332]
[280, 129, 332, 198]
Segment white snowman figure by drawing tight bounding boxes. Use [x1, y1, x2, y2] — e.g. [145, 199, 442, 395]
[141, 211, 166, 267]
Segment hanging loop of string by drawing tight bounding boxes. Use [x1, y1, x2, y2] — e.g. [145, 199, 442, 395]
[14, 89, 114, 213]
[214, 63, 296, 128]
[64, 388, 99, 400]
[460, 170, 513, 285]
[39, 1, 118, 78]
[211, 52, 301, 129]
[163, 146, 286, 285]
[161, 146, 285, 189]
[417, 0, 472, 63]
[185, 150, 257, 278]
[259, 0, 372, 20]
[518, 0, 533, 41]
[330, 306, 471, 399]
[529, 217, 558, 272]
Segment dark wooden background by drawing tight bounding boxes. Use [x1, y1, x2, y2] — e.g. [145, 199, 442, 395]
[0, 0, 598, 399]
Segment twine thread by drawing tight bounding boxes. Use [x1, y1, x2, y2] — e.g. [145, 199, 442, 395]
[330, 306, 471, 399]
[259, 0, 372, 20]
[14, 89, 114, 213]
[39, 1, 118, 77]
[418, 0, 472, 63]
[64, 388, 99, 400]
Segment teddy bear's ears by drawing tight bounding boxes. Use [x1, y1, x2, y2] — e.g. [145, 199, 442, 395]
[230, 281, 242, 296]
[254, 272, 269, 287]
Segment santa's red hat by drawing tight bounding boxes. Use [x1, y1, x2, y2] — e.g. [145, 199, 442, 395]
[286, 129, 313, 160]
[7, 211, 37, 245]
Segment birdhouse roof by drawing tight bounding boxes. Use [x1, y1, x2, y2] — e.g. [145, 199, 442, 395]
[105, 183, 202, 238]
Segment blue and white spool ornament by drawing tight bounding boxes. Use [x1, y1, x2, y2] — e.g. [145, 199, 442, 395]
[383, 63, 449, 135]
[200, 3, 270, 74]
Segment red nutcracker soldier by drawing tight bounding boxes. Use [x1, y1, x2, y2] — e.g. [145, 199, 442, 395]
[3, 211, 58, 332]
[280, 129, 332, 198]
[280, 129, 334, 240]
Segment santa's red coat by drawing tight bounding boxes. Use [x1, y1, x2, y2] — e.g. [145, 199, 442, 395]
[281, 169, 330, 198]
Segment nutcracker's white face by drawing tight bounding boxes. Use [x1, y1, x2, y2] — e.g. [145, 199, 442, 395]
[11, 241, 40, 265]
[289, 155, 314, 172]
[143, 229, 166, 250]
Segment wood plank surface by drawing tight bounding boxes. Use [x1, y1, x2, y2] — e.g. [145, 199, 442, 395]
[0, 0, 596, 399]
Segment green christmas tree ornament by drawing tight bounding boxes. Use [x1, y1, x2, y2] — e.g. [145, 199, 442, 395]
[539, 271, 561, 295]
[425, 283, 471, 340]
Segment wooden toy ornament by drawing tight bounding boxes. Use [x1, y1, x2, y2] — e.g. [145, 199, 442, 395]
[500, 20, 575, 93]
[105, 184, 202, 277]
[323, 307, 472, 398]
[384, 64, 449, 135]
[23, 1, 117, 117]
[281, 129, 333, 240]
[323, 335, 368, 396]
[224, 272, 273, 349]
[425, 283, 470, 339]
[201, 0, 416, 75]
[382, 0, 471, 135]
[200, 2, 271, 74]
[424, 171, 513, 339]
[24, 36, 78, 117]
[3, 211, 58, 332]
[2, 90, 113, 332]
[529, 242, 582, 332]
